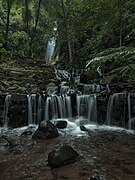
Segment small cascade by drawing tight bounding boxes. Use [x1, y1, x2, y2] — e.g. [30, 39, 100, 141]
[106, 84, 111, 93]
[44, 95, 72, 121]
[84, 84, 104, 94]
[54, 68, 71, 81]
[60, 85, 70, 94]
[106, 93, 127, 127]
[74, 75, 80, 84]
[3, 95, 11, 127]
[27, 94, 37, 125]
[88, 94, 97, 123]
[128, 93, 135, 129]
[37, 95, 42, 123]
[77, 94, 97, 122]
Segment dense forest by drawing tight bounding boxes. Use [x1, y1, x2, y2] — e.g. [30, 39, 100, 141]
[0, 0, 135, 82]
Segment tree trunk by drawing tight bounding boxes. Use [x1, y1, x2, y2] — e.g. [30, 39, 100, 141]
[29, 0, 42, 57]
[60, 0, 73, 67]
[5, 0, 12, 49]
[25, 0, 29, 32]
[35, 0, 42, 29]
[118, 0, 123, 47]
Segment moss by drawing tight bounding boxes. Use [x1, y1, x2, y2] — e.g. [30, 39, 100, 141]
[16, 87, 27, 94]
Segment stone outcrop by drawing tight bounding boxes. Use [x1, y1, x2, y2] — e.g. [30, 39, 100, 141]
[32, 121, 59, 139]
[48, 145, 79, 167]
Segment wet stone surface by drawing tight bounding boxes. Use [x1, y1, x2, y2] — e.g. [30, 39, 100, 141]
[0, 127, 135, 180]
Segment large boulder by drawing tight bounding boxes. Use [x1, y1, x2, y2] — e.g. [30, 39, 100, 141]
[32, 121, 59, 139]
[48, 145, 79, 167]
[55, 120, 67, 129]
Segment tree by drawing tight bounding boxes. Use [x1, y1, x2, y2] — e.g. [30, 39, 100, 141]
[4, 0, 12, 49]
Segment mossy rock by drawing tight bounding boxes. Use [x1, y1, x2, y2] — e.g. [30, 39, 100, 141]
[16, 87, 27, 94]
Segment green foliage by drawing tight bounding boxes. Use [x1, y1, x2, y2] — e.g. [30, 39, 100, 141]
[9, 31, 30, 56]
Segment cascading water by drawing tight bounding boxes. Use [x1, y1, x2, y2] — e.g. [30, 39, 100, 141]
[77, 94, 97, 122]
[27, 94, 37, 125]
[60, 85, 70, 94]
[44, 95, 72, 121]
[84, 84, 104, 94]
[54, 68, 71, 81]
[45, 37, 56, 64]
[37, 95, 42, 123]
[3, 95, 11, 127]
[106, 93, 127, 127]
[128, 93, 135, 129]
[1, 90, 135, 130]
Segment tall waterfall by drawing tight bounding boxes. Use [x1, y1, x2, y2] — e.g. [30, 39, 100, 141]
[45, 37, 56, 64]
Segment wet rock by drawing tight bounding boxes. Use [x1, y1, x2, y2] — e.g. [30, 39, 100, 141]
[20, 130, 33, 136]
[32, 121, 59, 139]
[11, 94, 27, 102]
[8, 86, 17, 93]
[48, 145, 79, 167]
[80, 125, 88, 132]
[30, 87, 38, 94]
[0, 136, 10, 147]
[0, 135, 15, 147]
[8, 105, 28, 128]
[0, 94, 7, 105]
[90, 175, 106, 180]
[55, 120, 67, 129]
[80, 125, 92, 136]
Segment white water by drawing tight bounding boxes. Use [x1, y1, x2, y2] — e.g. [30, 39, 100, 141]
[84, 84, 104, 94]
[54, 68, 71, 81]
[44, 95, 72, 121]
[1, 119, 134, 137]
[27, 94, 37, 125]
[77, 94, 97, 122]
[2, 92, 135, 130]
[3, 95, 11, 127]
[45, 37, 56, 64]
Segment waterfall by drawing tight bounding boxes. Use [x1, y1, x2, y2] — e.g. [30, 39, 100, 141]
[106, 93, 127, 126]
[27, 94, 37, 125]
[84, 84, 103, 94]
[2, 90, 135, 130]
[128, 93, 135, 129]
[44, 95, 72, 121]
[77, 94, 97, 122]
[60, 86, 70, 94]
[45, 37, 56, 64]
[88, 94, 97, 122]
[3, 95, 11, 127]
[37, 95, 42, 123]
